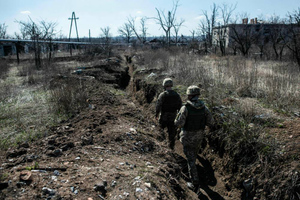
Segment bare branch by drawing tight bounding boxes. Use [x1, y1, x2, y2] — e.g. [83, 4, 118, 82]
[0, 23, 8, 39]
[118, 23, 133, 43]
[155, 0, 180, 45]
[220, 2, 237, 25]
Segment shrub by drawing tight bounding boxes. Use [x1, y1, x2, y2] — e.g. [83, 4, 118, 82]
[49, 77, 88, 116]
[0, 59, 11, 78]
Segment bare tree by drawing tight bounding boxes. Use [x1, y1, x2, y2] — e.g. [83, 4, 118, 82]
[198, 19, 209, 53]
[127, 16, 148, 44]
[220, 3, 237, 25]
[217, 3, 237, 55]
[199, 3, 218, 53]
[155, 0, 179, 46]
[189, 30, 198, 53]
[118, 23, 133, 43]
[285, 8, 300, 68]
[229, 21, 259, 56]
[15, 25, 29, 40]
[140, 17, 148, 43]
[16, 18, 42, 68]
[172, 18, 185, 45]
[16, 18, 57, 68]
[253, 23, 267, 59]
[100, 26, 112, 56]
[13, 33, 23, 64]
[40, 20, 57, 61]
[266, 15, 287, 60]
[0, 23, 8, 39]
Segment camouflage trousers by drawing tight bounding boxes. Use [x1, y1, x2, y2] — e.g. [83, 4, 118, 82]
[180, 130, 204, 184]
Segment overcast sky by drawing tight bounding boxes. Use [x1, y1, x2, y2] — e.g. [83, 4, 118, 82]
[1, 0, 299, 38]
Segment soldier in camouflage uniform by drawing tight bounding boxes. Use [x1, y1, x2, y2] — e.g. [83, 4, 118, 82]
[174, 85, 215, 187]
[156, 78, 182, 149]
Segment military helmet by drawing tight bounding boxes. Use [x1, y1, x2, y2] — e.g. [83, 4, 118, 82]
[163, 78, 173, 87]
[186, 85, 200, 95]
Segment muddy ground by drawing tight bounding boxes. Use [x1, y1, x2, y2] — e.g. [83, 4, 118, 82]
[0, 54, 299, 200]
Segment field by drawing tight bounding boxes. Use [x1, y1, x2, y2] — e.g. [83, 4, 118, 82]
[0, 48, 299, 200]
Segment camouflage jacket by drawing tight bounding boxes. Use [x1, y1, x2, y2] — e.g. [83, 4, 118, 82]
[156, 89, 182, 122]
[174, 99, 214, 144]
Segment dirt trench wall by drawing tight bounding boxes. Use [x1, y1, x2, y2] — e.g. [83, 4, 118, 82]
[125, 60, 161, 106]
[68, 57, 131, 89]
[130, 78, 159, 105]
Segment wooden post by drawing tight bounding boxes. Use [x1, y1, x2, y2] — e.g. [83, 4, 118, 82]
[16, 42, 20, 64]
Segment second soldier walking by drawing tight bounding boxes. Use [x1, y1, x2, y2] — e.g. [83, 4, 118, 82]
[175, 85, 215, 188]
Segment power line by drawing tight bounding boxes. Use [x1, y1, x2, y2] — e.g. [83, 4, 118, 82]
[68, 12, 80, 42]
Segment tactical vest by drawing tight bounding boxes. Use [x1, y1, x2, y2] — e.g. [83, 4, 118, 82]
[161, 91, 180, 112]
[184, 103, 206, 131]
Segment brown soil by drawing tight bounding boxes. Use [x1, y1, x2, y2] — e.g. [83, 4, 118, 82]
[0, 54, 299, 200]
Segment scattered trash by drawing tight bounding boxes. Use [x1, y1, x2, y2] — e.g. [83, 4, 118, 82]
[31, 170, 47, 173]
[187, 182, 194, 190]
[248, 123, 255, 128]
[147, 72, 156, 79]
[73, 69, 83, 75]
[111, 180, 117, 187]
[42, 187, 56, 196]
[53, 170, 60, 176]
[89, 104, 96, 110]
[129, 128, 137, 134]
[98, 194, 105, 200]
[145, 182, 151, 188]
[19, 171, 32, 181]
[254, 114, 269, 119]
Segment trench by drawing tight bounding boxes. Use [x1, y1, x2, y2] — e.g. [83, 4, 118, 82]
[122, 55, 246, 200]
[70, 57, 131, 89]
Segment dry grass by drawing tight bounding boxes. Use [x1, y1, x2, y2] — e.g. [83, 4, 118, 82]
[0, 59, 11, 78]
[141, 51, 300, 114]
[49, 77, 88, 116]
[0, 59, 89, 149]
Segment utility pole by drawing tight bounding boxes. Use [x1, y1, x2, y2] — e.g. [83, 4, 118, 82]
[89, 29, 91, 42]
[68, 12, 79, 42]
[68, 12, 79, 56]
